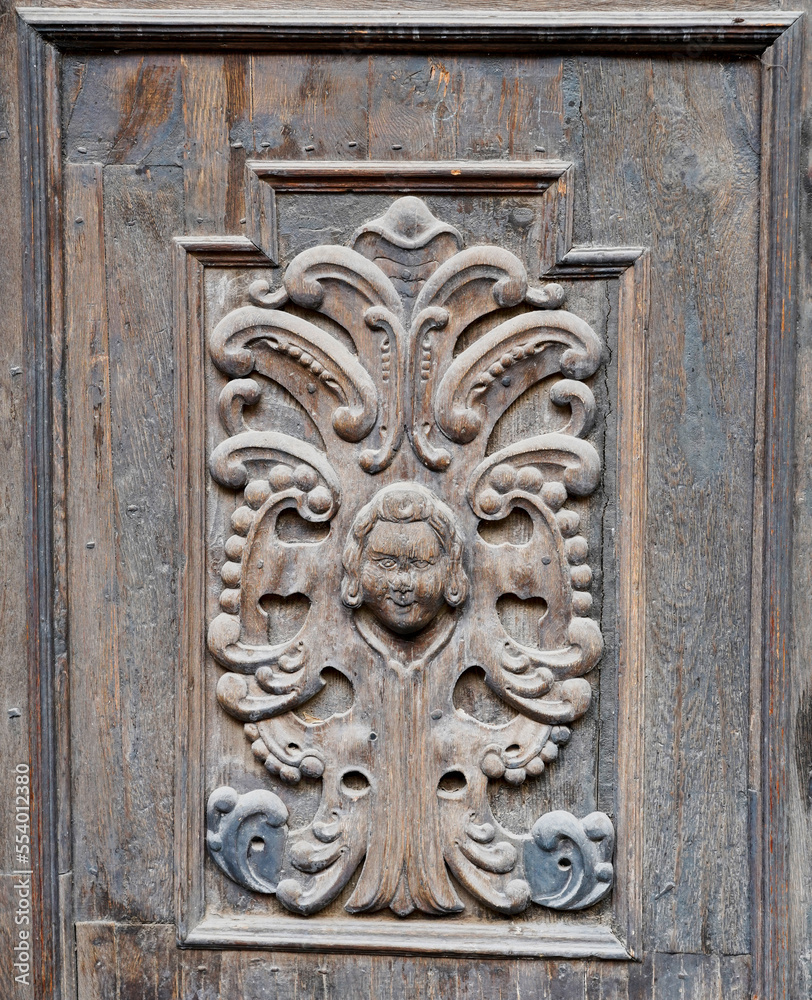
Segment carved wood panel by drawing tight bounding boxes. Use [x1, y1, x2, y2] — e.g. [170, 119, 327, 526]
[175, 173, 648, 957]
[11, 7, 803, 993]
[205, 193, 611, 919]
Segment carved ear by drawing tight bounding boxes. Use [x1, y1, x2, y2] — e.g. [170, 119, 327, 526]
[443, 541, 469, 608]
[340, 534, 364, 609]
[340, 572, 363, 609]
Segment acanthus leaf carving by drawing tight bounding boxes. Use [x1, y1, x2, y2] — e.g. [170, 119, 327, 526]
[210, 306, 379, 443]
[202, 195, 615, 919]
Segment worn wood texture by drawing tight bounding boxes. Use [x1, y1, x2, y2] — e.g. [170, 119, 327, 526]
[4, 4, 809, 999]
[185, 192, 634, 953]
[572, 55, 762, 957]
[0, 0, 28, 877]
[788, 0, 812, 997]
[67, 163, 183, 923]
[66, 43, 763, 990]
[72, 921, 757, 999]
[20, 8, 799, 54]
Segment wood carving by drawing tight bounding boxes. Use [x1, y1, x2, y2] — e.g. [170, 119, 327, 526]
[205, 196, 613, 917]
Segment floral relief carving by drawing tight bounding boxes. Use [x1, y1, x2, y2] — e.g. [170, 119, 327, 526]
[204, 196, 613, 917]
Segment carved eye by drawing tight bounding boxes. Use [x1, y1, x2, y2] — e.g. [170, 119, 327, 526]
[411, 559, 431, 569]
[376, 557, 397, 570]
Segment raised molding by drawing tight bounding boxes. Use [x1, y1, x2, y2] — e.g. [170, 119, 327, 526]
[17, 8, 802, 53]
[244, 159, 572, 264]
[175, 183, 649, 955]
[16, 7, 801, 993]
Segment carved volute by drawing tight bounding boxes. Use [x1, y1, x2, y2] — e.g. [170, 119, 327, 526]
[205, 196, 614, 918]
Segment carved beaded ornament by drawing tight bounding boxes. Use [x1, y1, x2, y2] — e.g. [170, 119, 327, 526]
[205, 197, 614, 916]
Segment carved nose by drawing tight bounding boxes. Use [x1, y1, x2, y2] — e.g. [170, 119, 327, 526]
[391, 571, 413, 592]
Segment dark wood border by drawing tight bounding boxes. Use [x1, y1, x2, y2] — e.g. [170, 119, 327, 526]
[16, 8, 801, 996]
[18, 21, 71, 1000]
[753, 17, 804, 999]
[17, 8, 801, 53]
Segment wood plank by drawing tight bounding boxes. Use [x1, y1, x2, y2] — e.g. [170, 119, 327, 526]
[22, 9, 796, 55]
[19, 28, 67, 1000]
[650, 953, 749, 999]
[250, 53, 369, 161]
[0, 0, 28, 865]
[69, 164, 183, 924]
[585, 960, 630, 1000]
[62, 926, 761, 1000]
[181, 53, 251, 235]
[575, 55, 761, 955]
[116, 923, 184, 1000]
[788, 2, 812, 998]
[756, 19, 804, 1000]
[75, 922, 117, 1000]
[64, 161, 123, 932]
[368, 55, 563, 161]
[102, 164, 183, 923]
[63, 54, 183, 166]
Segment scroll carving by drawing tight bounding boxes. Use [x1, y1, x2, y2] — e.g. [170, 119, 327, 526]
[204, 196, 613, 917]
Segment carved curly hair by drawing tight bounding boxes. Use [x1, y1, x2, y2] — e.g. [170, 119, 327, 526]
[341, 483, 469, 610]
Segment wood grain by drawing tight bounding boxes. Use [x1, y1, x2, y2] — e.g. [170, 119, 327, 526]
[64, 161, 118, 930]
[788, 1, 812, 997]
[63, 54, 182, 166]
[367, 55, 564, 161]
[249, 53, 369, 160]
[0, 0, 28, 875]
[68, 164, 183, 923]
[8, 7, 809, 999]
[72, 921, 760, 999]
[757, 17, 804, 1000]
[181, 53, 252, 235]
[18, 25, 67, 1000]
[573, 54, 761, 956]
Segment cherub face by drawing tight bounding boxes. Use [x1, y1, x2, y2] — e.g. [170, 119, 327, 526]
[359, 520, 448, 635]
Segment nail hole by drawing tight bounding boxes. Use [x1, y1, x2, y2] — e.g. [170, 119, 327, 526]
[558, 857, 572, 870]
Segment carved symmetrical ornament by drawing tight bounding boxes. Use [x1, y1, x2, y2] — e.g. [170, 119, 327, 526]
[205, 197, 614, 917]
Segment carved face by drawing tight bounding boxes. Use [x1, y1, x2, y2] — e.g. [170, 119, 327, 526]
[359, 520, 448, 635]
[341, 483, 469, 636]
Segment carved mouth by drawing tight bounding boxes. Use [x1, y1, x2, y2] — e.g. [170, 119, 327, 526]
[388, 594, 416, 609]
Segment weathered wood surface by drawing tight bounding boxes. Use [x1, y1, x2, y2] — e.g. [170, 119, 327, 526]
[0, 0, 27, 879]
[65, 41, 760, 945]
[74, 921, 755, 999]
[21, 8, 797, 55]
[575, 56, 762, 957]
[789, 0, 812, 997]
[66, 162, 182, 923]
[2, 2, 810, 998]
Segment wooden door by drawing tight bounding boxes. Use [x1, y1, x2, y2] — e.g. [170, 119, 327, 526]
[5, 4, 810, 998]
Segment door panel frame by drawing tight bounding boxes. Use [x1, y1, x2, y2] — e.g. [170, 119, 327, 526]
[17, 8, 802, 997]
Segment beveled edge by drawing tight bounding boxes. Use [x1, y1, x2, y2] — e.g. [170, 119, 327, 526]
[185, 913, 633, 959]
[17, 7, 803, 53]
